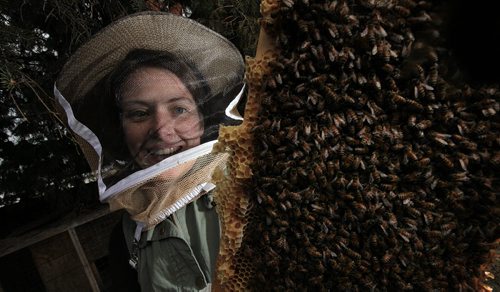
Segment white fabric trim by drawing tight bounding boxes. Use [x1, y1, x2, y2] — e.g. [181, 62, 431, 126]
[150, 182, 210, 225]
[225, 83, 245, 120]
[202, 182, 216, 193]
[134, 222, 145, 241]
[54, 84, 107, 195]
[101, 141, 216, 201]
[54, 84, 217, 202]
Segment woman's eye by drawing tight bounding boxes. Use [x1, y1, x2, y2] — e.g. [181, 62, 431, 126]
[124, 110, 149, 121]
[173, 107, 189, 115]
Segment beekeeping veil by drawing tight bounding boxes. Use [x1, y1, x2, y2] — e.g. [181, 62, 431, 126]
[54, 12, 245, 229]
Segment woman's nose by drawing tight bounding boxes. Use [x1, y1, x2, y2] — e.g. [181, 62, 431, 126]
[151, 110, 175, 138]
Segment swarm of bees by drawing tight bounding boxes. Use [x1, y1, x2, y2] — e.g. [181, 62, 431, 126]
[213, 0, 499, 291]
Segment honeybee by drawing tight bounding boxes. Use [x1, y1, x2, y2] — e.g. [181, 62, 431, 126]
[285, 168, 297, 184]
[441, 222, 457, 232]
[460, 140, 477, 151]
[299, 141, 312, 154]
[398, 230, 412, 243]
[415, 119, 432, 130]
[406, 99, 424, 111]
[428, 63, 438, 86]
[345, 108, 359, 123]
[285, 190, 301, 202]
[398, 192, 416, 202]
[367, 100, 385, 115]
[425, 230, 443, 240]
[402, 218, 418, 232]
[406, 206, 421, 218]
[482, 107, 497, 117]
[379, 183, 395, 192]
[312, 28, 321, 41]
[437, 153, 454, 168]
[415, 157, 431, 167]
[307, 169, 317, 183]
[268, 134, 281, 146]
[361, 24, 376, 46]
[287, 206, 301, 221]
[422, 211, 434, 225]
[306, 60, 317, 73]
[324, 160, 337, 177]
[380, 63, 395, 76]
[291, 149, 304, 160]
[279, 0, 294, 10]
[345, 247, 362, 260]
[414, 63, 426, 80]
[275, 234, 290, 251]
[323, 84, 338, 102]
[281, 275, 297, 289]
[346, 175, 363, 190]
[341, 24, 353, 37]
[297, 19, 310, 33]
[426, 91, 436, 101]
[394, 5, 411, 16]
[391, 92, 407, 105]
[429, 131, 450, 146]
[286, 128, 299, 145]
[382, 253, 393, 264]
[366, 232, 378, 246]
[325, 20, 339, 39]
[368, 169, 380, 184]
[405, 145, 418, 161]
[332, 113, 347, 128]
[311, 161, 324, 176]
[450, 172, 469, 182]
[489, 152, 500, 167]
[277, 200, 288, 212]
[384, 174, 400, 183]
[310, 74, 327, 85]
[299, 39, 312, 52]
[306, 246, 322, 258]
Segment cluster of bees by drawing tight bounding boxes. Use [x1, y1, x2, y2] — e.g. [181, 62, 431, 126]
[213, 0, 499, 291]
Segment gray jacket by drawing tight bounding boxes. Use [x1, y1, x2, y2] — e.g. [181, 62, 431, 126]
[123, 195, 220, 291]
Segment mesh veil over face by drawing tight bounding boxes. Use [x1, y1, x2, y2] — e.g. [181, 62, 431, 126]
[54, 12, 245, 228]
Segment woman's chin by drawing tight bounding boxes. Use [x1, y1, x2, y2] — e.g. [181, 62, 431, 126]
[157, 160, 196, 180]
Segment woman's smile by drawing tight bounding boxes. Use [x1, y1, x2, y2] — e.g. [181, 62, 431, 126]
[150, 146, 181, 156]
[120, 66, 203, 168]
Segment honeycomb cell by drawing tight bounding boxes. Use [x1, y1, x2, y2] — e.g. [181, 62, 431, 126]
[213, 0, 499, 291]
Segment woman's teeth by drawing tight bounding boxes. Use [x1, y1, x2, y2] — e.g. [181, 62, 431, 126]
[152, 147, 180, 156]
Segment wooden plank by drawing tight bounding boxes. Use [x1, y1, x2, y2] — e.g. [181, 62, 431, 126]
[30, 232, 91, 291]
[68, 228, 100, 292]
[90, 262, 104, 289]
[43, 267, 91, 292]
[0, 206, 110, 258]
[75, 210, 123, 261]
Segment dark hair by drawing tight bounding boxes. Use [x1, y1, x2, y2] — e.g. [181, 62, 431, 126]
[110, 48, 211, 128]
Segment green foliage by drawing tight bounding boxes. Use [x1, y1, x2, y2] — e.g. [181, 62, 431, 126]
[208, 0, 260, 57]
[0, 0, 141, 236]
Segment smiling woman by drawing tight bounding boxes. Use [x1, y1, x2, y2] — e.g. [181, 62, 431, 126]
[120, 67, 203, 168]
[54, 11, 245, 291]
[111, 50, 205, 170]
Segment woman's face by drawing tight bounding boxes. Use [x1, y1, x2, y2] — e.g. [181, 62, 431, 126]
[120, 66, 203, 169]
